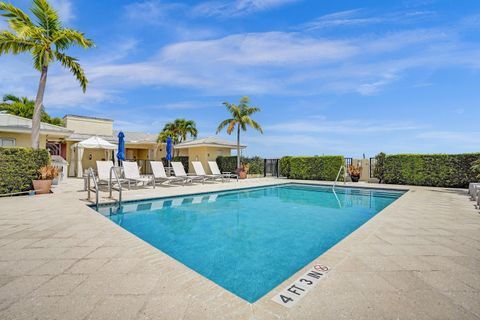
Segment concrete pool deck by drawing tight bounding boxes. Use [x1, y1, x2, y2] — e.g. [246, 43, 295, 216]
[0, 178, 479, 319]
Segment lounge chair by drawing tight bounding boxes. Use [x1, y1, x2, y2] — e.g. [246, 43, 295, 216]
[469, 183, 480, 200]
[96, 161, 128, 189]
[171, 162, 205, 184]
[122, 161, 155, 189]
[192, 161, 224, 182]
[150, 161, 187, 185]
[208, 161, 238, 182]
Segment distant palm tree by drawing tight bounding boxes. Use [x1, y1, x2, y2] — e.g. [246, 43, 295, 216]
[0, 0, 94, 148]
[0, 94, 63, 126]
[216, 96, 263, 169]
[157, 119, 198, 156]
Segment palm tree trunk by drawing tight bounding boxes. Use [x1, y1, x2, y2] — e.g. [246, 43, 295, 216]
[237, 125, 241, 169]
[32, 65, 48, 149]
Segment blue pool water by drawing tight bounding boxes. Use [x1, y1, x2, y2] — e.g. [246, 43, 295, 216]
[95, 184, 404, 303]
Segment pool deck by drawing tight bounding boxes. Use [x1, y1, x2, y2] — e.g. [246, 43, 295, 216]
[0, 178, 479, 320]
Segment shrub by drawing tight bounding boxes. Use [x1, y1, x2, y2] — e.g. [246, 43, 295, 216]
[0, 147, 50, 194]
[162, 156, 189, 171]
[216, 156, 264, 175]
[283, 156, 344, 181]
[382, 153, 480, 188]
[279, 156, 292, 177]
[373, 152, 386, 183]
[472, 160, 480, 179]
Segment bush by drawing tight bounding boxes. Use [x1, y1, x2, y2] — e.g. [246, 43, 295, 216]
[373, 152, 386, 183]
[162, 156, 189, 171]
[282, 156, 344, 181]
[472, 160, 480, 179]
[382, 153, 480, 188]
[0, 147, 50, 194]
[279, 156, 292, 177]
[216, 156, 264, 175]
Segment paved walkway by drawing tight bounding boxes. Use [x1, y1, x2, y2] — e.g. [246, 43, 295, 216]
[0, 178, 479, 319]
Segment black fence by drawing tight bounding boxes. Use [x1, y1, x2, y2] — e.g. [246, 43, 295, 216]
[264, 159, 279, 177]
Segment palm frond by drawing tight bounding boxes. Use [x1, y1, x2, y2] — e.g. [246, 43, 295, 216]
[0, 31, 35, 55]
[31, 0, 61, 34]
[52, 28, 95, 50]
[0, 2, 34, 27]
[216, 118, 234, 134]
[227, 120, 237, 135]
[2, 93, 21, 103]
[55, 52, 88, 92]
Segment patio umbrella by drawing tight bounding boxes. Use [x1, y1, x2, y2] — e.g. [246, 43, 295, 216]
[117, 131, 125, 164]
[166, 136, 173, 168]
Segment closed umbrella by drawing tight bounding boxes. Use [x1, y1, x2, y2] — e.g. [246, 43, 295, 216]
[117, 131, 125, 164]
[166, 136, 173, 174]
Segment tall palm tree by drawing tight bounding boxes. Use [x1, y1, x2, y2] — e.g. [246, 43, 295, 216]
[216, 96, 263, 169]
[0, 94, 63, 125]
[157, 119, 198, 156]
[0, 0, 94, 148]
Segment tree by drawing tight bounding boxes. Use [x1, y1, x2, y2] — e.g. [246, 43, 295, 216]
[0, 0, 94, 148]
[373, 152, 387, 183]
[157, 119, 198, 156]
[0, 94, 63, 126]
[216, 96, 263, 169]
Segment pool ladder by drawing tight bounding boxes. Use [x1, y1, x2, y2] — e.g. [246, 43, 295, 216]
[86, 166, 123, 206]
[333, 165, 347, 188]
[86, 167, 99, 206]
[109, 166, 123, 205]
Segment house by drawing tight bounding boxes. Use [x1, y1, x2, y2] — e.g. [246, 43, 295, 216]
[0, 112, 243, 176]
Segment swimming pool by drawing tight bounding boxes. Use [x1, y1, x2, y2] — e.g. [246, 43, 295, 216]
[95, 184, 404, 303]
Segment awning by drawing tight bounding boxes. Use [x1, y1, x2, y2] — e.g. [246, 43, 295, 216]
[68, 136, 117, 177]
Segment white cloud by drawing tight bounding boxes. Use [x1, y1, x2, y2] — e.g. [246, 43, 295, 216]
[50, 0, 74, 23]
[302, 8, 436, 30]
[193, 0, 300, 17]
[124, 0, 184, 24]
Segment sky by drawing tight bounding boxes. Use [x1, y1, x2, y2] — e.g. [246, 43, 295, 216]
[0, 0, 479, 158]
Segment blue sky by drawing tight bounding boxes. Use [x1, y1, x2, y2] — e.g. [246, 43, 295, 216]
[1, 0, 479, 157]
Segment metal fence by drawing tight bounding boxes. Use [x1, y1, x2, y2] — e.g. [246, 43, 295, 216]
[264, 159, 279, 177]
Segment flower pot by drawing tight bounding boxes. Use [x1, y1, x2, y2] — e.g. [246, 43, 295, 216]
[350, 175, 360, 182]
[239, 171, 248, 179]
[32, 180, 52, 194]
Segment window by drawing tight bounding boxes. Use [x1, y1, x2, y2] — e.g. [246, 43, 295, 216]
[0, 138, 15, 147]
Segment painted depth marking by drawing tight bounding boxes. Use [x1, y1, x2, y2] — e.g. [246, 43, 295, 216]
[272, 264, 330, 308]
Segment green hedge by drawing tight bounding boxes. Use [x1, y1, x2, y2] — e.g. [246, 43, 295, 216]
[216, 156, 264, 175]
[0, 147, 50, 194]
[162, 156, 189, 171]
[380, 153, 480, 188]
[280, 156, 344, 181]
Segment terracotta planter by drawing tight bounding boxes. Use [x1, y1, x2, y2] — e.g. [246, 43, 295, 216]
[32, 180, 52, 194]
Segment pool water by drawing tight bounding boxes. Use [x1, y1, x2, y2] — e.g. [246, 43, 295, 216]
[95, 184, 404, 303]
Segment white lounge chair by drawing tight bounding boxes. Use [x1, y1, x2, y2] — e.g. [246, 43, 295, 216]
[150, 161, 187, 185]
[208, 161, 238, 182]
[96, 161, 128, 188]
[171, 162, 205, 184]
[122, 161, 155, 189]
[192, 161, 224, 182]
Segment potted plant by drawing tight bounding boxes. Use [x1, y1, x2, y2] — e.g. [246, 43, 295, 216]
[237, 163, 250, 179]
[32, 165, 59, 194]
[348, 164, 362, 182]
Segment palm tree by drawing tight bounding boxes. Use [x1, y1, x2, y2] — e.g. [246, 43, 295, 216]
[157, 119, 198, 156]
[216, 96, 263, 169]
[0, 0, 94, 148]
[0, 94, 63, 125]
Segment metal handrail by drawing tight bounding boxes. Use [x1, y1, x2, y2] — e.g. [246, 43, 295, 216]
[333, 165, 347, 188]
[86, 167, 99, 206]
[109, 166, 122, 203]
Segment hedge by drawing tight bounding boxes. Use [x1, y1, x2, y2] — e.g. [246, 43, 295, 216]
[280, 156, 344, 181]
[377, 153, 480, 188]
[216, 156, 264, 175]
[0, 147, 50, 194]
[162, 156, 189, 171]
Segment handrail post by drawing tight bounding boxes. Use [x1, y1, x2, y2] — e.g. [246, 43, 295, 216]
[109, 166, 123, 204]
